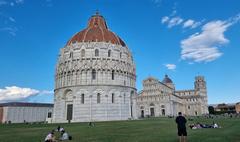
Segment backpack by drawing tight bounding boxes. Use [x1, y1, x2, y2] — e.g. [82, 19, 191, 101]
[69, 136, 72, 140]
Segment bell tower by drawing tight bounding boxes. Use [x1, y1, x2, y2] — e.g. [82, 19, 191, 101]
[194, 76, 208, 114]
[194, 76, 206, 94]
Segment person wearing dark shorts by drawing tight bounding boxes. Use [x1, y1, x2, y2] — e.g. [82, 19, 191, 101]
[176, 112, 187, 142]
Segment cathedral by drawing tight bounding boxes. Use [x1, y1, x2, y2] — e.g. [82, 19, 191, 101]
[136, 75, 208, 118]
[53, 12, 208, 123]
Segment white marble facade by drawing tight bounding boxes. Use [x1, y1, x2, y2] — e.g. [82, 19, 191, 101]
[136, 76, 208, 118]
[53, 42, 137, 123]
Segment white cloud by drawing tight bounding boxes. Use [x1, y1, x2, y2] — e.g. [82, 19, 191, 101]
[183, 19, 201, 29]
[0, 86, 53, 102]
[168, 17, 183, 28]
[40, 90, 54, 95]
[165, 64, 176, 70]
[161, 16, 169, 24]
[183, 19, 194, 28]
[180, 17, 239, 62]
[0, 86, 39, 102]
[161, 8, 202, 29]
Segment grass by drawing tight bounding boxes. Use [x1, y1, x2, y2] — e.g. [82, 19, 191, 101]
[0, 117, 240, 142]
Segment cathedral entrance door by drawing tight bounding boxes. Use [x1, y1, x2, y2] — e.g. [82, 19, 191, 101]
[195, 111, 198, 116]
[150, 108, 155, 116]
[162, 109, 165, 116]
[141, 110, 144, 118]
[67, 104, 73, 121]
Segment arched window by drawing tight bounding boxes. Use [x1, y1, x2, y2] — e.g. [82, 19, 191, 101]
[108, 50, 111, 57]
[123, 94, 126, 104]
[97, 93, 101, 103]
[92, 69, 96, 80]
[112, 70, 115, 80]
[69, 52, 73, 58]
[112, 93, 115, 103]
[47, 112, 52, 118]
[120, 52, 122, 58]
[81, 94, 84, 104]
[95, 49, 99, 57]
[81, 49, 85, 57]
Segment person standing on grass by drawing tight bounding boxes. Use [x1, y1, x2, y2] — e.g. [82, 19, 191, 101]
[176, 112, 187, 142]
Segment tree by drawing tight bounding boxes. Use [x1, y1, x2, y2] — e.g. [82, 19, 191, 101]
[208, 106, 215, 114]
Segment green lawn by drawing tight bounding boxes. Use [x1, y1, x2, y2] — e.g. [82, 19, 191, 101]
[0, 117, 240, 142]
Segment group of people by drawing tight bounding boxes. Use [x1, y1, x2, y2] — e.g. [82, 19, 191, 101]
[44, 112, 220, 142]
[175, 112, 222, 142]
[44, 126, 72, 142]
[189, 122, 220, 129]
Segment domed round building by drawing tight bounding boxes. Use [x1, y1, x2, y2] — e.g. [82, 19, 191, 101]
[53, 12, 137, 123]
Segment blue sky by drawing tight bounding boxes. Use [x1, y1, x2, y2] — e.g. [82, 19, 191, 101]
[0, 0, 239, 104]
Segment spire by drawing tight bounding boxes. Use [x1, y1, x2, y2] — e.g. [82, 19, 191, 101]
[88, 11, 108, 29]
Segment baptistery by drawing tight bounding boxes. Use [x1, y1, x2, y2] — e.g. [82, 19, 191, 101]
[53, 12, 137, 123]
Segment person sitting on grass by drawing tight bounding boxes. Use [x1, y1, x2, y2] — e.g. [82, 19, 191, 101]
[60, 130, 72, 141]
[57, 125, 60, 132]
[213, 123, 219, 128]
[59, 127, 65, 133]
[88, 121, 95, 127]
[45, 131, 56, 142]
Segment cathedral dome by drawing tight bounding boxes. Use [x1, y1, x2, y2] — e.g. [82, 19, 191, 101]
[67, 12, 126, 46]
[162, 75, 173, 84]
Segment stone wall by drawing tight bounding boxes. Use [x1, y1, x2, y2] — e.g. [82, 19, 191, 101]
[2, 106, 52, 123]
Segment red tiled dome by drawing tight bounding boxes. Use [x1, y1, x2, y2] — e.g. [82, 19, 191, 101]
[67, 12, 126, 46]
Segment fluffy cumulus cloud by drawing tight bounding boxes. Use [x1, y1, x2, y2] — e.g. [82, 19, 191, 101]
[181, 15, 240, 62]
[0, 86, 53, 102]
[165, 64, 176, 70]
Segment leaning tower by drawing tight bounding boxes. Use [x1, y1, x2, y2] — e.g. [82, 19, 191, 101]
[194, 76, 208, 114]
[53, 12, 137, 123]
